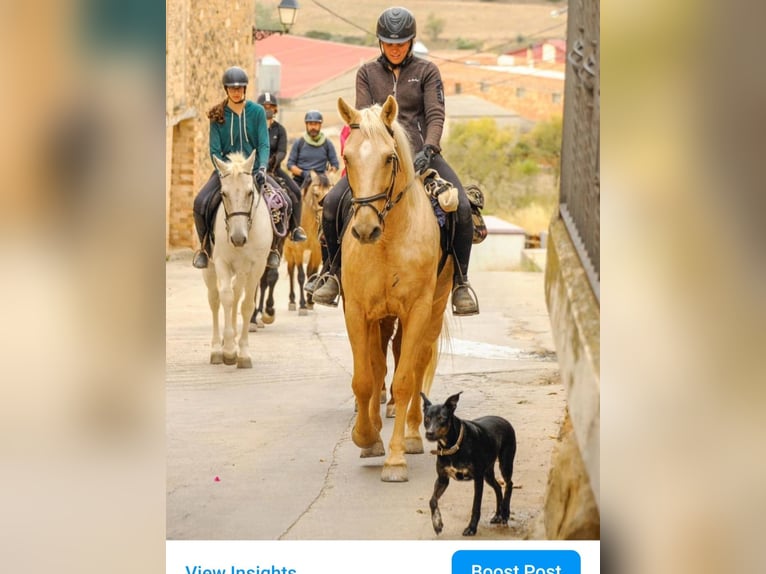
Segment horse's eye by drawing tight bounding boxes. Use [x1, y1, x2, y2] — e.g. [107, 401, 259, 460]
[220, 191, 228, 199]
[386, 155, 394, 164]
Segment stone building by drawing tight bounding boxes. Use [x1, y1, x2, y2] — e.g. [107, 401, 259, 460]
[166, 0, 256, 251]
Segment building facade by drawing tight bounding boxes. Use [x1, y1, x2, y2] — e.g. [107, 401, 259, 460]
[166, 0, 256, 250]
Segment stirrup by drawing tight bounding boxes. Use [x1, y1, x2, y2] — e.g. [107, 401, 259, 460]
[311, 273, 341, 307]
[451, 282, 480, 316]
[304, 272, 320, 295]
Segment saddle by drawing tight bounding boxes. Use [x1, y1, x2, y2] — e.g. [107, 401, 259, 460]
[203, 179, 292, 250]
[332, 173, 469, 277]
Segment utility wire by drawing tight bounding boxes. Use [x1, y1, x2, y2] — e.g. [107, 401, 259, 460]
[309, 0, 376, 37]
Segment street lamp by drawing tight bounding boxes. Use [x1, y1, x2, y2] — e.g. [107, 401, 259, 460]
[278, 0, 299, 33]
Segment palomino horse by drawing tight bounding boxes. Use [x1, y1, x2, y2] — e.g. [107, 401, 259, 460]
[202, 151, 273, 368]
[338, 95, 453, 482]
[283, 170, 335, 315]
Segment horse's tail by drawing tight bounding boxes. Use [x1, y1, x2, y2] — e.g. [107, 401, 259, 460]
[422, 316, 452, 397]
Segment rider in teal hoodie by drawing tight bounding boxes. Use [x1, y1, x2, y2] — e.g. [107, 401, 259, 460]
[193, 66, 304, 270]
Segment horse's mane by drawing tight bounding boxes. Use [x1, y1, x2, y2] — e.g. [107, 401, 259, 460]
[224, 152, 251, 177]
[301, 171, 332, 190]
[357, 105, 415, 181]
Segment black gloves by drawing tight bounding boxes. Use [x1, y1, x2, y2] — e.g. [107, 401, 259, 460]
[254, 166, 267, 188]
[413, 144, 437, 174]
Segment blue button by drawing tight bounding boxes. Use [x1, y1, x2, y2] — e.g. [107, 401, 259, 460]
[452, 550, 580, 574]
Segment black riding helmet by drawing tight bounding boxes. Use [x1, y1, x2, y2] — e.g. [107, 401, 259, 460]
[257, 92, 278, 107]
[376, 7, 416, 44]
[222, 66, 249, 88]
[376, 7, 416, 68]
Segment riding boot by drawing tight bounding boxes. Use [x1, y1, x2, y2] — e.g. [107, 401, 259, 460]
[192, 210, 210, 269]
[304, 236, 328, 294]
[310, 211, 342, 306]
[266, 236, 281, 269]
[451, 216, 480, 316]
[289, 196, 307, 242]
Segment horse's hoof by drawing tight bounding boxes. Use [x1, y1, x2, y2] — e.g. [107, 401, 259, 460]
[223, 353, 237, 365]
[210, 351, 223, 364]
[405, 436, 424, 454]
[385, 404, 396, 418]
[360, 440, 385, 458]
[262, 312, 275, 325]
[298, 308, 308, 316]
[306, 303, 314, 310]
[237, 356, 252, 369]
[381, 464, 408, 482]
[288, 302, 297, 311]
[248, 322, 258, 332]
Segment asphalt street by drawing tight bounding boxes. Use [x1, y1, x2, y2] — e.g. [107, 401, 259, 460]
[166, 251, 565, 540]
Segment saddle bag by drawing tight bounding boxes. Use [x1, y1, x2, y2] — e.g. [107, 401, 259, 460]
[421, 168, 459, 213]
[262, 183, 291, 238]
[465, 184, 488, 244]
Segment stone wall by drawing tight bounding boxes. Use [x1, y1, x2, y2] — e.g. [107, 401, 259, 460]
[166, 0, 257, 250]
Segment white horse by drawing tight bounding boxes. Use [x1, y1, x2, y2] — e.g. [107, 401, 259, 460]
[203, 151, 273, 368]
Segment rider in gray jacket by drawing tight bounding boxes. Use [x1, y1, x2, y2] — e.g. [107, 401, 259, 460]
[309, 6, 479, 315]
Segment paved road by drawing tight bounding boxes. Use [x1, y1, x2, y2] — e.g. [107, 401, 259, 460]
[166, 251, 565, 540]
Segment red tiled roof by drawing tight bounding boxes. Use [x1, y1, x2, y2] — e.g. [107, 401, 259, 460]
[254, 35, 379, 99]
[505, 39, 566, 62]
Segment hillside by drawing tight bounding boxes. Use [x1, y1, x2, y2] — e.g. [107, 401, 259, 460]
[275, 0, 567, 53]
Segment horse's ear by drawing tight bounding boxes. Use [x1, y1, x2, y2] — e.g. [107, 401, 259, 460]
[380, 95, 398, 130]
[337, 97, 359, 126]
[212, 155, 229, 175]
[244, 150, 257, 174]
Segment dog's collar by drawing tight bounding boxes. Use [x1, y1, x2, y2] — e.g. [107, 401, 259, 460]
[431, 423, 464, 456]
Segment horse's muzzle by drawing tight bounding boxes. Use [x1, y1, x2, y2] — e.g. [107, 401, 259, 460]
[351, 223, 382, 244]
[230, 230, 248, 247]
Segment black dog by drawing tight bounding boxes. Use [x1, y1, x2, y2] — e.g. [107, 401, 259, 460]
[421, 392, 517, 536]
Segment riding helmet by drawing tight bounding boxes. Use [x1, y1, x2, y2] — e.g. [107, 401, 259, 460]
[257, 92, 279, 107]
[376, 7, 416, 44]
[222, 66, 249, 88]
[304, 110, 323, 123]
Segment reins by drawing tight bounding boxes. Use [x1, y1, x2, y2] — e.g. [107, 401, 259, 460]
[221, 177, 260, 232]
[347, 122, 415, 224]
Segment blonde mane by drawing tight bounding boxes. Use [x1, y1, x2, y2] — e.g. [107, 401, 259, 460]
[356, 105, 415, 182]
[223, 152, 251, 177]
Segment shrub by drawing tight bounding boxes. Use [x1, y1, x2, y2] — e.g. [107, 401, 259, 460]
[442, 117, 562, 229]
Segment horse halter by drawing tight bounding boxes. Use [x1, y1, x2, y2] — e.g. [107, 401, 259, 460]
[221, 176, 259, 232]
[347, 122, 411, 225]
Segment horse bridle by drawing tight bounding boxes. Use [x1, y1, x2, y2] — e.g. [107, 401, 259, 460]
[221, 176, 260, 232]
[347, 123, 414, 224]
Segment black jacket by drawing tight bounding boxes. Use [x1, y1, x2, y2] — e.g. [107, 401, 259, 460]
[356, 54, 446, 154]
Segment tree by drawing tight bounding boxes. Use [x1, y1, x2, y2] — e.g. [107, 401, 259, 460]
[442, 117, 562, 221]
[424, 13, 445, 43]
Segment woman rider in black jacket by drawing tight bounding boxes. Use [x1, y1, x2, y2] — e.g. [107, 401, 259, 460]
[309, 6, 479, 315]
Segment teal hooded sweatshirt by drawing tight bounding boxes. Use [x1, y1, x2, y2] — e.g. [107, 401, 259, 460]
[209, 101, 270, 173]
